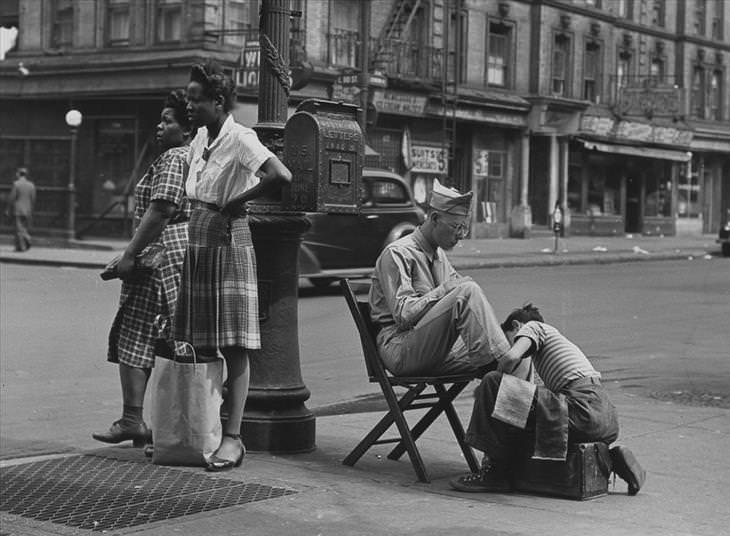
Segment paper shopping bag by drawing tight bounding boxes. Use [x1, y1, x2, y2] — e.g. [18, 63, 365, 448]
[150, 354, 224, 466]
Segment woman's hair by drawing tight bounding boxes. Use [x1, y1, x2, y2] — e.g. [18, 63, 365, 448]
[189, 59, 236, 112]
[501, 303, 544, 332]
[163, 89, 191, 131]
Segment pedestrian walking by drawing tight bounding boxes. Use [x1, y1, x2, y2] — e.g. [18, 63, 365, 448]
[173, 60, 292, 472]
[5, 167, 36, 252]
[93, 90, 193, 448]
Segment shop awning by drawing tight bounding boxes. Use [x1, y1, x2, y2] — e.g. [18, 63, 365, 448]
[578, 139, 692, 162]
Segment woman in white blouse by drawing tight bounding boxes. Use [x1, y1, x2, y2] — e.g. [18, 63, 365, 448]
[174, 61, 292, 471]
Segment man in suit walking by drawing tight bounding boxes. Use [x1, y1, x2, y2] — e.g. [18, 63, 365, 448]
[6, 167, 36, 251]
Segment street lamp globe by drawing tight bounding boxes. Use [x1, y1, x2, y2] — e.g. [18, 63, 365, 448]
[65, 109, 82, 128]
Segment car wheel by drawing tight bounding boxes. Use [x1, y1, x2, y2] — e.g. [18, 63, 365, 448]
[722, 243, 730, 257]
[309, 277, 337, 289]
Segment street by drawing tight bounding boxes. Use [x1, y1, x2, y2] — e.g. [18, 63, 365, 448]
[1, 259, 727, 458]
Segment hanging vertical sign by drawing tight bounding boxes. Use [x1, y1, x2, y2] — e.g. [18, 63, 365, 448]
[236, 40, 260, 90]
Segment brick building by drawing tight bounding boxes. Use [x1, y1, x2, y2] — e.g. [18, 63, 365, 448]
[1, 0, 728, 238]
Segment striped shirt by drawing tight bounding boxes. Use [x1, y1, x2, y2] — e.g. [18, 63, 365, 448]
[515, 321, 599, 392]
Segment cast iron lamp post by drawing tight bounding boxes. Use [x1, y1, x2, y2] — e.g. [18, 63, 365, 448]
[243, 0, 315, 453]
[64, 109, 82, 241]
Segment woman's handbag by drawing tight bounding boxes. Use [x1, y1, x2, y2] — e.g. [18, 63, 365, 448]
[150, 346, 224, 466]
[100, 243, 167, 281]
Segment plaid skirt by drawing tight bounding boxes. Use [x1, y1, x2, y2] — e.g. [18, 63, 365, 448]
[108, 222, 190, 368]
[172, 206, 261, 351]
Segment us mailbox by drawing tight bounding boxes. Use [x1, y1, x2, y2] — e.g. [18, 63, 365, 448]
[283, 99, 363, 213]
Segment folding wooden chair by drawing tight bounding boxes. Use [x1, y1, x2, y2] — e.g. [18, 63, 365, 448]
[340, 278, 480, 483]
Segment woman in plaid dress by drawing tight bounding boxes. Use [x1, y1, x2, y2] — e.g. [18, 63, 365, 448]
[174, 61, 291, 471]
[93, 90, 192, 447]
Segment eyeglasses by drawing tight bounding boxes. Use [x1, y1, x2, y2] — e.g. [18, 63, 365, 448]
[441, 220, 468, 238]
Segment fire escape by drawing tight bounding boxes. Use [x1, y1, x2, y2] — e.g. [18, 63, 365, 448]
[371, 0, 460, 185]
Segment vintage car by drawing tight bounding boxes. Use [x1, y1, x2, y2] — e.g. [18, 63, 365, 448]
[717, 209, 730, 257]
[299, 168, 426, 288]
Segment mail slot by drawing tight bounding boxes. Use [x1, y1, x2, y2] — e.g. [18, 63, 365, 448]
[283, 99, 363, 213]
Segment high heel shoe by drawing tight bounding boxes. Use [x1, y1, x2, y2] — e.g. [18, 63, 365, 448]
[92, 419, 152, 448]
[205, 433, 246, 472]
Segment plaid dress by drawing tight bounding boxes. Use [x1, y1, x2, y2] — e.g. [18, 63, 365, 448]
[172, 205, 260, 351]
[108, 146, 192, 368]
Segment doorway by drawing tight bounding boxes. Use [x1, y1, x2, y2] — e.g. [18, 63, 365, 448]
[625, 173, 642, 233]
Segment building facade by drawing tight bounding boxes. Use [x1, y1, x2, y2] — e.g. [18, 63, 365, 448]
[1, 0, 729, 238]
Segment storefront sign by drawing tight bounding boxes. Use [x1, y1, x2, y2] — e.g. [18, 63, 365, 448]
[236, 40, 260, 90]
[331, 70, 360, 104]
[580, 115, 693, 146]
[616, 86, 682, 117]
[372, 90, 427, 116]
[410, 144, 448, 173]
[426, 104, 526, 127]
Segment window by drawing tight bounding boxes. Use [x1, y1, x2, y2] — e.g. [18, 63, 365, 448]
[709, 69, 723, 120]
[695, 0, 707, 35]
[107, 0, 130, 46]
[448, 6, 468, 84]
[368, 179, 408, 205]
[224, 1, 258, 47]
[617, 0, 633, 18]
[616, 50, 633, 92]
[156, 0, 182, 43]
[651, 0, 665, 27]
[487, 23, 511, 87]
[473, 150, 505, 224]
[650, 56, 664, 84]
[51, 0, 73, 48]
[692, 65, 706, 118]
[583, 42, 601, 102]
[711, 0, 724, 40]
[329, 0, 360, 68]
[645, 173, 671, 218]
[552, 34, 571, 96]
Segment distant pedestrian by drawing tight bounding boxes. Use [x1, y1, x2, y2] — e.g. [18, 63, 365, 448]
[5, 167, 36, 252]
[93, 90, 193, 448]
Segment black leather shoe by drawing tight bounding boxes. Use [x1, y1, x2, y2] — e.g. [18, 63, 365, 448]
[205, 434, 245, 472]
[610, 446, 646, 495]
[92, 420, 152, 447]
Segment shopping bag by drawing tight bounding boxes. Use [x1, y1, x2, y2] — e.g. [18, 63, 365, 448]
[150, 350, 224, 466]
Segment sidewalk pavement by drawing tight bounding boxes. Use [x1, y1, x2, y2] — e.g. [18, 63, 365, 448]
[0, 232, 724, 272]
[1, 233, 728, 536]
[1, 386, 728, 536]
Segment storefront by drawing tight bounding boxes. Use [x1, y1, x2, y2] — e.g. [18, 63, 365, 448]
[568, 115, 693, 236]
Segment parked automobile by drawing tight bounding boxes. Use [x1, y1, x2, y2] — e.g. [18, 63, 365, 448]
[717, 209, 730, 257]
[299, 168, 426, 288]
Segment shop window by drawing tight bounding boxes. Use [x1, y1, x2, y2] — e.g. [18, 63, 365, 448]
[107, 0, 130, 46]
[552, 34, 571, 96]
[711, 0, 724, 40]
[156, 0, 182, 43]
[583, 42, 601, 102]
[695, 0, 707, 35]
[691, 65, 706, 118]
[487, 23, 512, 88]
[645, 174, 671, 218]
[51, 0, 73, 48]
[585, 174, 620, 216]
[677, 159, 701, 218]
[709, 70, 723, 120]
[224, 0, 258, 47]
[473, 150, 505, 224]
[651, 0, 665, 27]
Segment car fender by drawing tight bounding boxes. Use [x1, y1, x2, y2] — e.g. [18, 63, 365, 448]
[383, 221, 418, 249]
[298, 243, 322, 277]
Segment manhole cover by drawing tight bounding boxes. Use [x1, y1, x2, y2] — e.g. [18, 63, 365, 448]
[0, 454, 296, 532]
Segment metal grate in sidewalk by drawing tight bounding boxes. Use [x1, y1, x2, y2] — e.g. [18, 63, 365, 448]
[0, 454, 297, 532]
